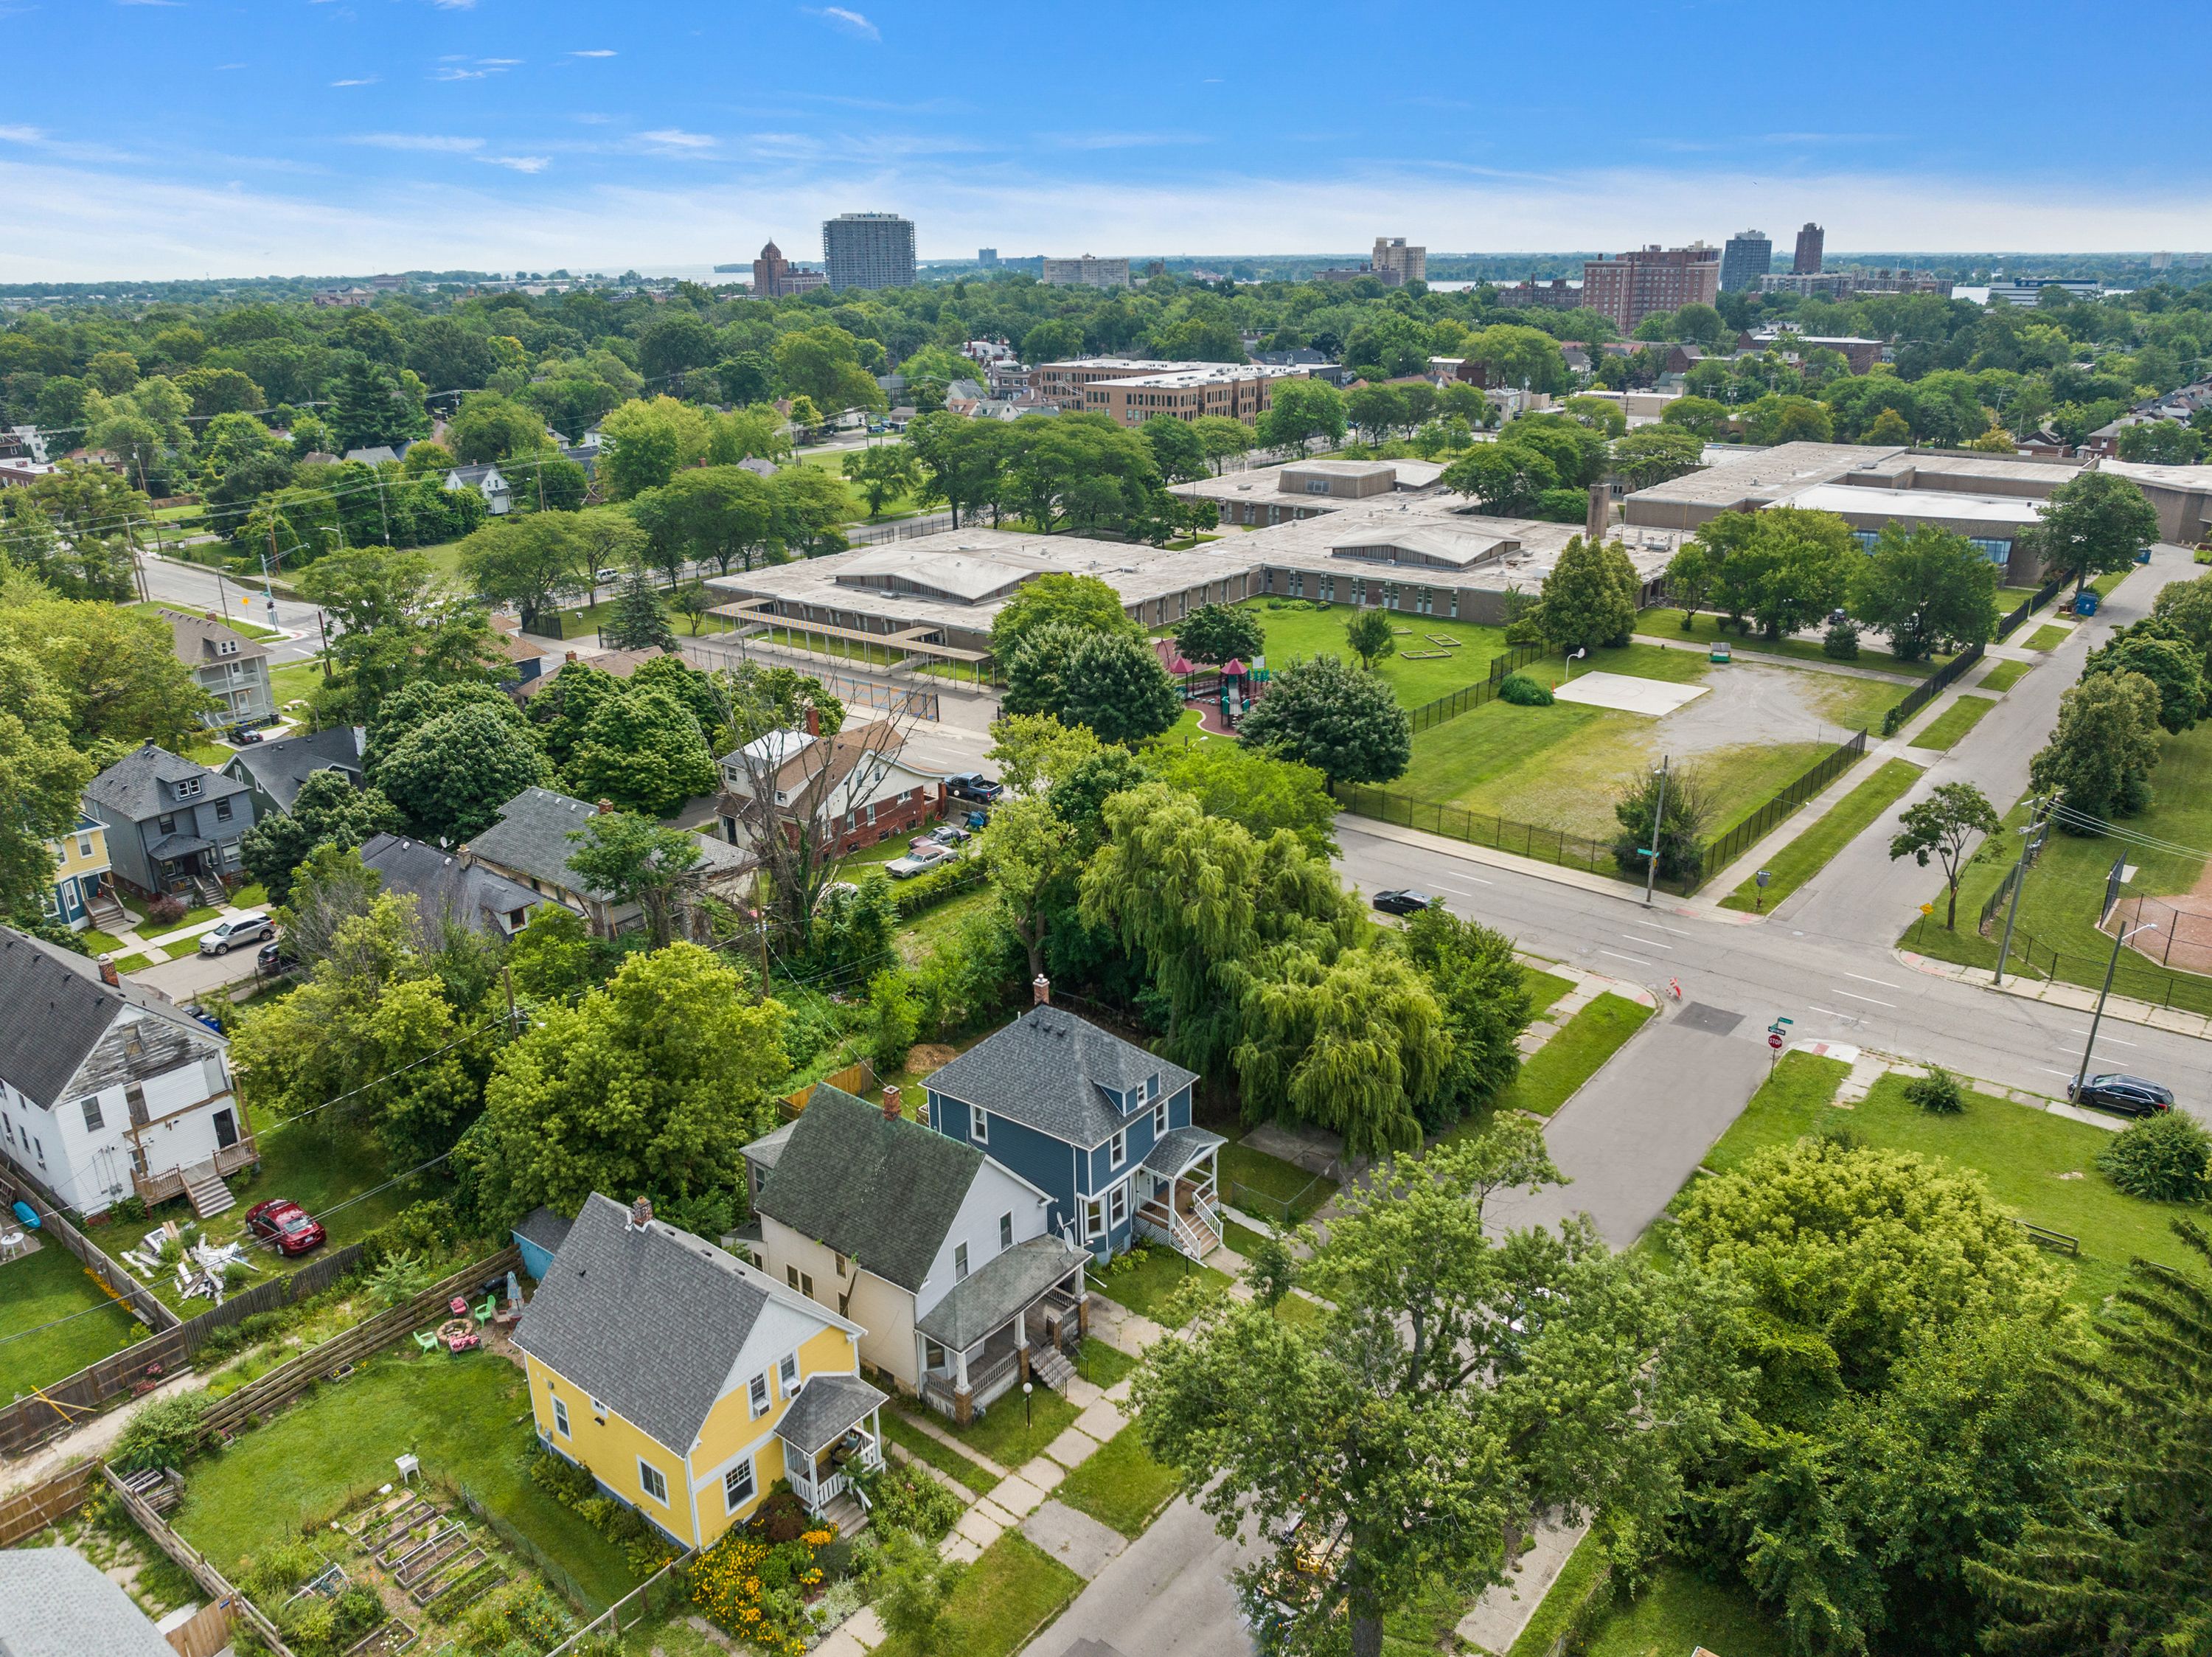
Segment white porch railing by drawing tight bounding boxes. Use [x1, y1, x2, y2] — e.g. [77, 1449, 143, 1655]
[1137, 1195, 1222, 1262]
[787, 1436, 883, 1518]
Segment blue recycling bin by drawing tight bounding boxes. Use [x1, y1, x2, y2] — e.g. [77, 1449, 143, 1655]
[2075, 590, 2101, 616]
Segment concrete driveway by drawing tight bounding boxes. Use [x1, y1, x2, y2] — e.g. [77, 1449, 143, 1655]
[132, 946, 269, 1007]
[1023, 1497, 1256, 1657]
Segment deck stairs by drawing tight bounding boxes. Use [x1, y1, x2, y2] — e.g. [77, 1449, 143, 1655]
[1028, 1344, 1077, 1392]
[182, 1160, 236, 1220]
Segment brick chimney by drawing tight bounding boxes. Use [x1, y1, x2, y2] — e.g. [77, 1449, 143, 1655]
[882, 1084, 902, 1121]
[597, 799, 614, 815]
[629, 1196, 653, 1230]
[1032, 974, 1051, 1007]
[804, 705, 821, 737]
[98, 954, 119, 987]
[565, 650, 578, 663]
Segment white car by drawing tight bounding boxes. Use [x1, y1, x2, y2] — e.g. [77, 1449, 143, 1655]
[886, 852, 954, 879]
[199, 914, 274, 956]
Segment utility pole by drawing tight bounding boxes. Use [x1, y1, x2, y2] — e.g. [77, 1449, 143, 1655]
[1992, 796, 2049, 987]
[2077, 904, 2157, 1098]
[1642, 755, 1669, 907]
[502, 965, 518, 1033]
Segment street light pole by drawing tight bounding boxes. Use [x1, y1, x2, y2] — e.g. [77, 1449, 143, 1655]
[1992, 796, 2049, 987]
[1643, 755, 1669, 908]
[2076, 917, 2157, 1097]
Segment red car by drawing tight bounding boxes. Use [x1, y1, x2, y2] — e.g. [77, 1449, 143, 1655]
[244, 1198, 325, 1257]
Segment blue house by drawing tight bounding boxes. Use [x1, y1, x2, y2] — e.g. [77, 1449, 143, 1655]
[923, 999, 1225, 1261]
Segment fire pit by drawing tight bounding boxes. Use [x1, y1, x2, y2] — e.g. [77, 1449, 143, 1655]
[437, 1319, 479, 1353]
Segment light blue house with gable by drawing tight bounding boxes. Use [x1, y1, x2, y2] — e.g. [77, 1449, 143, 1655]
[922, 998, 1225, 1260]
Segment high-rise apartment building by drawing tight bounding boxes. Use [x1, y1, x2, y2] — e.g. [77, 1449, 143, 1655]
[821, 212, 917, 291]
[751, 240, 828, 298]
[1371, 236, 1426, 285]
[1719, 230, 1771, 293]
[978, 248, 999, 267]
[1792, 223, 1825, 275]
[1580, 245, 1721, 333]
[1040, 254, 1132, 289]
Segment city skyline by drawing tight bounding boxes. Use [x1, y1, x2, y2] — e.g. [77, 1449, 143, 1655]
[0, 0, 2205, 279]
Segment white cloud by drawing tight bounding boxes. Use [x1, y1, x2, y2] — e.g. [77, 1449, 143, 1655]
[349, 133, 486, 153]
[637, 128, 716, 153]
[428, 0, 476, 8]
[115, 1, 184, 7]
[807, 6, 878, 41]
[1042, 131, 1210, 150]
[570, 48, 616, 58]
[0, 125, 45, 144]
[478, 156, 550, 174]
[330, 77, 378, 87]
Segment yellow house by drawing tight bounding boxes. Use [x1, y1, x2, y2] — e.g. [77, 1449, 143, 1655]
[46, 813, 112, 932]
[512, 1192, 886, 1547]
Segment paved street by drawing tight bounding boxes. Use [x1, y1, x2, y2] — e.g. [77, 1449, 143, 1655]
[139, 552, 329, 665]
[1022, 1498, 1256, 1657]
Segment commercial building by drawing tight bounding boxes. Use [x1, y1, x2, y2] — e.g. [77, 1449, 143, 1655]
[1495, 277, 1583, 310]
[978, 248, 1000, 268]
[1029, 356, 1184, 410]
[1792, 223, 1825, 274]
[821, 212, 916, 292]
[1371, 236, 1426, 285]
[1080, 361, 1307, 427]
[751, 240, 829, 298]
[1719, 231, 1771, 293]
[1582, 245, 1721, 333]
[1040, 254, 1131, 289]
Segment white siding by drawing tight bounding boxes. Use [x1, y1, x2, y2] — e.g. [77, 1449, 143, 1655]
[911, 1160, 1055, 1324]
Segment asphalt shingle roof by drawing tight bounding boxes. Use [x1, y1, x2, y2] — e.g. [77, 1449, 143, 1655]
[83, 743, 247, 824]
[916, 1235, 1087, 1349]
[361, 834, 566, 935]
[0, 927, 216, 1109]
[463, 788, 614, 900]
[0, 1547, 176, 1657]
[925, 1006, 1194, 1150]
[1139, 1124, 1225, 1178]
[775, 1372, 888, 1459]
[225, 726, 363, 813]
[512, 1193, 774, 1453]
[754, 1085, 984, 1294]
[512, 1206, 573, 1258]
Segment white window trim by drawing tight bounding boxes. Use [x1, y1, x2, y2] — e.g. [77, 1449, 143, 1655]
[723, 1455, 757, 1514]
[999, 1211, 1013, 1250]
[551, 1395, 571, 1438]
[638, 1458, 668, 1505]
[1084, 1195, 1106, 1241]
[1109, 1181, 1128, 1227]
[748, 1372, 771, 1417]
[970, 1102, 989, 1144]
[953, 1242, 970, 1282]
[1109, 1129, 1127, 1169]
[779, 1352, 800, 1397]
[1152, 1100, 1167, 1136]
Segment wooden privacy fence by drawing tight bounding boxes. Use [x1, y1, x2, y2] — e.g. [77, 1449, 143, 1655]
[103, 1464, 296, 1657]
[161, 1597, 237, 1657]
[0, 1462, 100, 1547]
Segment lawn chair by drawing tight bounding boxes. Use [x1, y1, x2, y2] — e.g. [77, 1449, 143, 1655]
[449, 1295, 469, 1319]
[473, 1295, 496, 1325]
[413, 1330, 438, 1354]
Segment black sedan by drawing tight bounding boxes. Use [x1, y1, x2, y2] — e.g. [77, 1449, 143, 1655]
[945, 773, 1004, 804]
[2067, 1074, 2174, 1116]
[1371, 889, 1436, 917]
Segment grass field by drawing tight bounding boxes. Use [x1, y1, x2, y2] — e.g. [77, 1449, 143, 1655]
[1052, 1422, 1181, 1537]
[170, 1352, 643, 1608]
[1170, 600, 1514, 709]
[1220, 1139, 1336, 1223]
[1444, 992, 1653, 1141]
[896, 1384, 1079, 1475]
[1398, 643, 1895, 841]
[0, 1240, 141, 1400]
[1701, 1052, 2203, 1306]
[2023, 622, 2072, 652]
[1635, 608, 1936, 679]
[1909, 694, 1998, 750]
[1579, 1566, 1789, 1657]
[1523, 965, 1579, 1018]
[1088, 1246, 1234, 1327]
[1720, 758, 1921, 912]
[267, 658, 326, 710]
[869, 1532, 1081, 1657]
[1902, 718, 2212, 1013]
[880, 1408, 1001, 1496]
[1980, 658, 2034, 692]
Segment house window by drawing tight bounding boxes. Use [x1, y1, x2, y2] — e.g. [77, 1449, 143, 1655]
[77, 835, 93, 858]
[787, 1265, 815, 1300]
[748, 1373, 771, 1416]
[552, 1395, 570, 1437]
[158, 814, 176, 836]
[970, 1104, 989, 1144]
[1109, 1130, 1127, 1169]
[723, 1456, 757, 1513]
[1153, 1099, 1168, 1136]
[1000, 1212, 1013, 1250]
[779, 1352, 800, 1396]
[177, 779, 201, 798]
[638, 1459, 668, 1505]
[1109, 1182, 1128, 1227]
[954, 1243, 970, 1282]
[81, 1097, 103, 1133]
[215, 800, 232, 823]
[834, 1251, 849, 1277]
[1084, 1195, 1106, 1241]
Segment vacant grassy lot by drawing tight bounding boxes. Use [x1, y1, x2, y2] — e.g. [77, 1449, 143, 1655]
[1579, 1565, 1790, 1657]
[869, 1532, 1081, 1657]
[1909, 693, 1998, 751]
[170, 1352, 642, 1608]
[1166, 600, 1514, 709]
[1980, 658, 2034, 692]
[1053, 1422, 1181, 1537]
[1702, 1052, 2202, 1306]
[1220, 1139, 1336, 1223]
[880, 1408, 1001, 1496]
[1088, 1246, 1234, 1327]
[1635, 607, 1937, 679]
[1720, 758, 1921, 912]
[895, 1380, 1079, 1472]
[0, 1241, 141, 1400]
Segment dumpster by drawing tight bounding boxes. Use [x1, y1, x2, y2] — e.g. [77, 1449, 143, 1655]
[2075, 590, 2101, 616]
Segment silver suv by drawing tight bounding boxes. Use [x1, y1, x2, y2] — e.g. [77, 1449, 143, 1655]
[199, 914, 274, 956]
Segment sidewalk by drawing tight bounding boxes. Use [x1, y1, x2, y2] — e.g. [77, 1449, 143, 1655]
[1899, 947, 2212, 1041]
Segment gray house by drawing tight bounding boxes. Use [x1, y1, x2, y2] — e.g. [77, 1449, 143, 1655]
[83, 743, 256, 903]
[445, 462, 513, 515]
[360, 833, 571, 939]
[221, 725, 366, 816]
[161, 608, 275, 731]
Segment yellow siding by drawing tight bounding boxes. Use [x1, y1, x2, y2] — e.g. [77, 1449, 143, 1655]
[686, 1324, 863, 1546]
[52, 824, 107, 878]
[523, 1352, 697, 1548]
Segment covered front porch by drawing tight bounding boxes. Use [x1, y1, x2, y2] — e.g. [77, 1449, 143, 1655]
[775, 1372, 888, 1521]
[1133, 1125, 1225, 1261]
[917, 1236, 1090, 1425]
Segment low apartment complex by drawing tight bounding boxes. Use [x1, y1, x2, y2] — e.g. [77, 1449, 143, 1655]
[1040, 255, 1130, 289]
[1028, 357, 1306, 423]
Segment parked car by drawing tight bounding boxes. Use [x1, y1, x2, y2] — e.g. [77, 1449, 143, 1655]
[228, 726, 265, 746]
[886, 852, 953, 879]
[257, 938, 297, 973]
[945, 773, 1004, 804]
[2067, 1074, 2174, 1116]
[244, 1198, 326, 1257]
[594, 566, 619, 586]
[917, 824, 970, 848]
[199, 914, 275, 956]
[1370, 889, 1435, 916]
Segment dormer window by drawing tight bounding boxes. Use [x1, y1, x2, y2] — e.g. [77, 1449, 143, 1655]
[217, 639, 238, 656]
[175, 778, 201, 798]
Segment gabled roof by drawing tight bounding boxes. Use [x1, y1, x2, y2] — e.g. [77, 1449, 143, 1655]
[754, 1085, 987, 1294]
[0, 927, 220, 1110]
[917, 1235, 1088, 1349]
[83, 743, 248, 824]
[361, 833, 568, 933]
[447, 462, 507, 487]
[926, 1006, 1194, 1149]
[159, 608, 269, 667]
[223, 726, 364, 813]
[776, 1372, 888, 1459]
[513, 1192, 812, 1452]
[0, 1547, 177, 1657]
[463, 788, 613, 899]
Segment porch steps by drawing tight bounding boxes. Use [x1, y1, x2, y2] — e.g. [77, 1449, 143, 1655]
[182, 1160, 235, 1220]
[820, 1492, 869, 1535]
[86, 891, 129, 929]
[191, 873, 226, 910]
[1028, 1344, 1077, 1392]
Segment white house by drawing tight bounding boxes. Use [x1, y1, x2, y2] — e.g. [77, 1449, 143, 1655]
[714, 720, 947, 857]
[0, 928, 257, 1219]
[445, 462, 514, 515]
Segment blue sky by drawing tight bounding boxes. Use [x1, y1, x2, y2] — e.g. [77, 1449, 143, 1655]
[1, 0, 2205, 279]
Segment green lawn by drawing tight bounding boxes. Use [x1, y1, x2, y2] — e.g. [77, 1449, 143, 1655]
[1220, 1139, 1336, 1223]
[110, 952, 155, 974]
[1088, 1247, 1234, 1328]
[170, 1352, 644, 1609]
[1909, 693, 1998, 751]
[1721, 759, 1921, 913]
[1222, 1218, 1272, 1261]
[1523, 965, 1579, 1018]
[1453, 992, 1653, 1133]
[896, 882, 997, 964]
[1077, 1336, 1137, 1391]
[267, 659, 327, 710]
[1634, 608, 1936, 679]
[902, 1381, 1079, 1471]
[869, 1532, 1081, 1657]
[1900, 718, 2212, 1014]
[1507, 1532, 1610, 1657]
[0, 1241, 142, 1400]
[1701, 1052, 2206, 1306]
[1169, 600, 1514, 709]
[1579, 1565, 1789, 1657]
[2023, 622, 2072, 652]
[1054, 1422, 1181, 1538]
[880, 1407, 1001, 1496]
[1980, 658, 2034, 692]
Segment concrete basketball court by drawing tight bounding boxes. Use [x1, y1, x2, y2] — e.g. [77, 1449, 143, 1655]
[1551, 670, 1710, 716]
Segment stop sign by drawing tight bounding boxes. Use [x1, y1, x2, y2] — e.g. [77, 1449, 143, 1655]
[1768, 1032, 1785, 1050]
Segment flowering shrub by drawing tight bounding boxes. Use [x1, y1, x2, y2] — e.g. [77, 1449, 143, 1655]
[689, 1518, 838, 1654]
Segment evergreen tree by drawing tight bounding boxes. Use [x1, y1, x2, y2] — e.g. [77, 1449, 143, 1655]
[602, 567, 678, 652]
